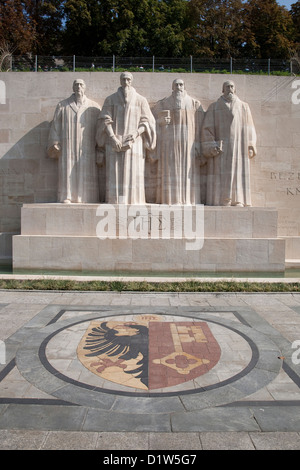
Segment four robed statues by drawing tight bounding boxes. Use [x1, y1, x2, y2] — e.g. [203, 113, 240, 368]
[48, 76, 257, 207]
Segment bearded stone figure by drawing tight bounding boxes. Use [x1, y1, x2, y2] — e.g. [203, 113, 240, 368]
[97, 72, 156, 204]
[201, 80, 257, 207]
[153, 78, 205, 205]
[48, 79, 101, 203]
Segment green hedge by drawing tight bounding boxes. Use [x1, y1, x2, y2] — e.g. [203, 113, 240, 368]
[0, 279, 299, 292]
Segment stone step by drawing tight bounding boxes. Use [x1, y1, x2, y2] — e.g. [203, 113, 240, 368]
[19, 204, 279, 239]
[284, 237, 300, 259]
[13, 235, 285, 273]
[285, 259, 300, 269]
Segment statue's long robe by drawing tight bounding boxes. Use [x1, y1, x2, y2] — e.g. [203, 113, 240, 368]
[97, 87, 156, 204]
[153, 93, 204, 205]
[48, 94, 101, 203]
[201, 95, 256, 206]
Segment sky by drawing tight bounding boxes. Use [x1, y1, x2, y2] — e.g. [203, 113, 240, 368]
[276, 0, 297, 9]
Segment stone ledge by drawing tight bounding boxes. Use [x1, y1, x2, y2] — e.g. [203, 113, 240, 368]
[19, 203, 279, 239]
[284, 237, 300, 259]
[285, 259, 300, 269]
[12, 235, 285, 273]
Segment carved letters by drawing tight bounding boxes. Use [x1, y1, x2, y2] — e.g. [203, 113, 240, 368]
[270, 172, 300, 196]
[271, 172, 300, 181]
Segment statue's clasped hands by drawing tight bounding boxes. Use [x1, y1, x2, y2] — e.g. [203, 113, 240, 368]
[110, 130, 140, 152]
[123, 131, 139, 146]
[110, 124, 145, 152]
[110, 135, 123, 151]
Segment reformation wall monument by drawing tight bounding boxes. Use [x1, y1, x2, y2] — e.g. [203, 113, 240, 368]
[0, 71, 299, 273]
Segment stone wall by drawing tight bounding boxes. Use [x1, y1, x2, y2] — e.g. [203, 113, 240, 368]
[0, 71, 299, 264]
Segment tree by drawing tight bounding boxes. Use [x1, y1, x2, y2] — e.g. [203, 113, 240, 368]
[0, 0, 65, 55]
[291, 1, 300, 44]
[186, 0, 247, 58]
[1, 0, 297, 59]
[62, 0, 97, 55]
[61, 0, 190, 57]
[290, 1, 300, 73]
[148, 0, 190, 56]
[101, 0, 154, 56]
[242, 0, 295, 59]
[0, 0, 36, 54]
[25, 0, 65, 54]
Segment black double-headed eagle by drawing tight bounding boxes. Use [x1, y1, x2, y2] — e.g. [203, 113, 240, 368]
[83, 322, 149, 387]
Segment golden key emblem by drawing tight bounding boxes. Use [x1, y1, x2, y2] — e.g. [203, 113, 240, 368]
[153, 324, 210, 375]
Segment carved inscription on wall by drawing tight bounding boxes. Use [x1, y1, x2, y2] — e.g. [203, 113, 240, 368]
[278, 215, 299, 236]
[271, 172, 300, 196]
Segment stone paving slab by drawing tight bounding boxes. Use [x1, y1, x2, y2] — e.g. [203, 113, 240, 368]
[0, 290, 300, 450]
[0, 429, 300, 450]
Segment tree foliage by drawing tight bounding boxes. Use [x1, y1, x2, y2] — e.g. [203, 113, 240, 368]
[186, 0, 248, 58]
[0, 0, 36, 53]
[62, 0, 190, 56]
[0, 0, 298, 58]
[242, 0, 296, 58]
[291, 1, 300, 44]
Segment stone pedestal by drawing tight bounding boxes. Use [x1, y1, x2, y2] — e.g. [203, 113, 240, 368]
[12, 204, 286, 273]
[0, 232, 17, 266]
[285, 237, 300, 269]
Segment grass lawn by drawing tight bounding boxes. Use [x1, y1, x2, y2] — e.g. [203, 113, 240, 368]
[0, 278, 299, 292]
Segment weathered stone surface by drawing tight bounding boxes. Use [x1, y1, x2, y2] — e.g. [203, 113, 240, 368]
[0, 72, 299, 267]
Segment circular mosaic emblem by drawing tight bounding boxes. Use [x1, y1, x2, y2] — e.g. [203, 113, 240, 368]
[16, 311, 281, 410]
[43, 312, 256, 396]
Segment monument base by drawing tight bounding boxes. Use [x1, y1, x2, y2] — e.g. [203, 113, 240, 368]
[285, 237, 300, 269]
[12, 204, 286, 273]
[0, 232, 18, 266]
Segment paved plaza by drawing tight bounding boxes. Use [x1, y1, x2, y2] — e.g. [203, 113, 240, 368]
[0, 285, 300, 450]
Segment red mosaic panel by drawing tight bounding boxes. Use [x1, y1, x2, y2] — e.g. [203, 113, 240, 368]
[148, 321, 221, 389]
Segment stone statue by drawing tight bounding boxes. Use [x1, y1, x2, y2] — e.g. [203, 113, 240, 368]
[153, 78, 205, 205]
[201, 80, 257, 207]
[47, 79, 101, 203]
[96, 72, 156, 204]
